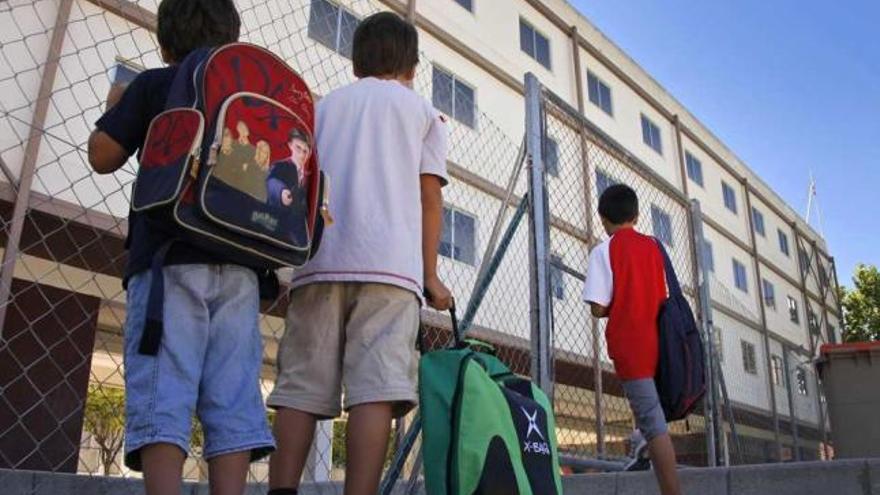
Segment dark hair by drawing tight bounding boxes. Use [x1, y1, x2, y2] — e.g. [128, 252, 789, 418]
[157, 0, 241, 63]
[598, 184, 639, 225]
[352, 12, 419, 78]
[288, 128, 310, 145]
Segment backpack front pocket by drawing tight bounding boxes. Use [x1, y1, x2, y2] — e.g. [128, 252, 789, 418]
[132, 108, 204, 212]
[199, 92, 313, 253]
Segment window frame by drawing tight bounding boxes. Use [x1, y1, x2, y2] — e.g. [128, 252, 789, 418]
[519, 18, 552, 70]
[651, 204, 674, 248]
[595, 168, 618, 197]
[640, 113, 663, 155]
[685, 151, 704, 187]
[741, 340, 758, 375]
[452, 0, 473, 12]
[550, 253, 565, 301]
[308, 0, 359, 58]
[771, 355, 784, 386]
[544, 135, 560, 177]
[733, 258, 748, 293]
[586, 70, 613, 116]
[703, 239, 715, 273]
[778, 229, 790, 257]
[722, 181, 738, 214]
[788, 295, 800, 324]
[440, 206, 478, 266]
[762, 278, 776, 310]
[431, 64, 477, 129]
[796, 368, 809, 396]
[752, 207, 766, 237]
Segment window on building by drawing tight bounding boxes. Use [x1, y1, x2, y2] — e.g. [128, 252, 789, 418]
[432, 66, 476, 128]
[550, 253, 565, 300]
[587, 70, 613, 116]
[808, 311, 819, 334]
[452, 0, 473, 11]
[819, 264, 829, 287]
[651, 205, 674, 248]
[752, 207, 766, 237]
[685, 152, 704, 187]
[712, 327, 723, 363]
[741, 341, 757, 375]
[440, 207, 477, 265]
[703, 239, 715, 273]
[778, 229, 790, 256]
[788, 295, 800, 324]
[519, 19, 551, 69]
[827, 324, 837, 344]
[796, 368, 809, 396]
[640, 114, 662, 154]
[722, 181, 738, 214]
[798, 247, 810, 275]
[595, 169, 617, 196]
[309, 0, 359, 58]
[762, 279, 776, 309]
[545, 136, 559, 177]
[771, 355, 784, 386]
[733, 259, 748, 293]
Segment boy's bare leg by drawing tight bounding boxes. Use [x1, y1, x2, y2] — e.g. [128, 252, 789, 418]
[269, 408, 317, 490]
[344, 402, 393, 495]
[209, 451, 251, 495]
[141, 443, 186, 495]
[647, 433, 681, 495]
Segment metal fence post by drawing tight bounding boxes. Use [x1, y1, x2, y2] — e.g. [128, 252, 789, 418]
[524, 73, 554, 397]
[690, 199, 718, 467]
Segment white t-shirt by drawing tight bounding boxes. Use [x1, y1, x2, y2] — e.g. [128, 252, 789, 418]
[291, 77, 449, 299]
[582, 237, 613, 307]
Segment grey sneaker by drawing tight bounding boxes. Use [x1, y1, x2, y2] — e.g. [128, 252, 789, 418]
[623, 429, 651, 472]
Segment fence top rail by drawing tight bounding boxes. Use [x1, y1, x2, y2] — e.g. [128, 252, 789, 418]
[535, 75, 690, 207]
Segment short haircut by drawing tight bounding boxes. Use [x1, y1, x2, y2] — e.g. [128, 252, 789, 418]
[598, 184, 639, 224]
[157, 0, 241, 63]
[288, 128, 310, 146]
[352, 12, 419, 78]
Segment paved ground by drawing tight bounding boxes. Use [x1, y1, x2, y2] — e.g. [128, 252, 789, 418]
[2, 458, 878, 494]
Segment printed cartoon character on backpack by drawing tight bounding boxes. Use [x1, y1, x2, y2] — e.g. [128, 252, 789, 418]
[266, 128, 310, 243]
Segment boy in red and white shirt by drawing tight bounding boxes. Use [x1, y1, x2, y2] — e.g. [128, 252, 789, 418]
[582, 184, 681, 495]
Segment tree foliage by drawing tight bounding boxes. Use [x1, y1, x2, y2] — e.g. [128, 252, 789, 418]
[841, 263, 880, 342]
[83, 385, 125, 476]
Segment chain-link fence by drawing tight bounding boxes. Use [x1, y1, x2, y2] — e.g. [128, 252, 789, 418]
[526, 77, 711, 468]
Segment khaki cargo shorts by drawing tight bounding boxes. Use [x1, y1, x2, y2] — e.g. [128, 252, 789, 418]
[267, 282, 420, 418]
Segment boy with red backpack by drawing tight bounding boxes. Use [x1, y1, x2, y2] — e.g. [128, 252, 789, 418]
[582, 184, 682, 495]
[87, 1, 274, 493]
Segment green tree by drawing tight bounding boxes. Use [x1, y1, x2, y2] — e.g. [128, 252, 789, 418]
[840, 263, 880, 342]
[83, 385, 125, 476]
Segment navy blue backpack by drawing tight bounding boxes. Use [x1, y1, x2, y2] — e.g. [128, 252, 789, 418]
[655, 240, 706, 421]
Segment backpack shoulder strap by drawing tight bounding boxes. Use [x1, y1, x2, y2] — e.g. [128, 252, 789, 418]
[653, 237, 684, 298]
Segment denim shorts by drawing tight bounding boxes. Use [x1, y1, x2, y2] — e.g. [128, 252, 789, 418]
[122, 264, 275, 471]
[621, 378, 669, 441]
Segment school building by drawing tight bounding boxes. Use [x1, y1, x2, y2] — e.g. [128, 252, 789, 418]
[0, 0, 842, 479]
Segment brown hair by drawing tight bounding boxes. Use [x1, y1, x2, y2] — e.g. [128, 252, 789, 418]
[352, 12, 419, 78]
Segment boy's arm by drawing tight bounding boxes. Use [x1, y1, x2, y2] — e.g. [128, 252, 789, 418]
[88, 131, 129, 175]
[88, 77, 144, 174]
[421, 174, 452, 310]
[582, 242, 613, 319]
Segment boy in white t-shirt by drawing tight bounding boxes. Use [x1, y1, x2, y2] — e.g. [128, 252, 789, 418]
[266, 12, 452, 495]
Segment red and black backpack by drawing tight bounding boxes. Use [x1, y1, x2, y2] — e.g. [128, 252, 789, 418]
[131, 43, 329, 354]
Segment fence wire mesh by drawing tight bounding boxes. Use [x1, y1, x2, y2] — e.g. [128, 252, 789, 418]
[536, 87, 709, 466]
